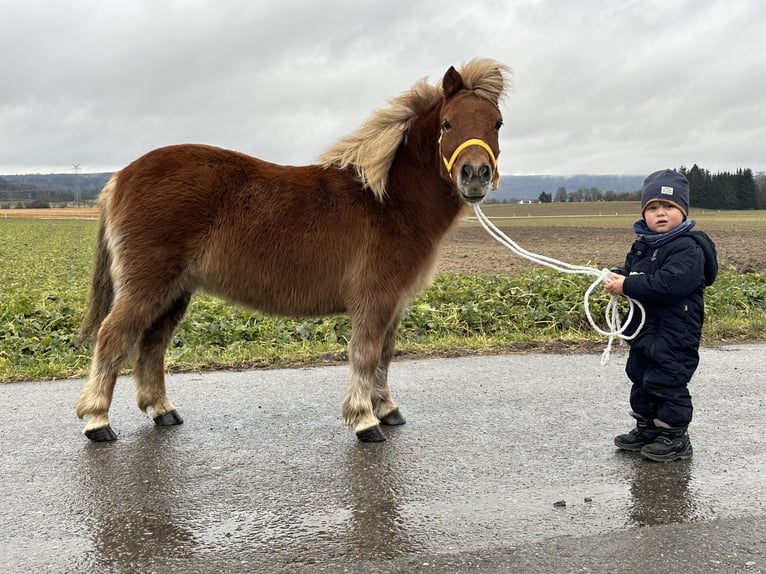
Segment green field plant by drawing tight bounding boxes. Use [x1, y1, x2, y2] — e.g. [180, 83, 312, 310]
[1, 217, 764, 382]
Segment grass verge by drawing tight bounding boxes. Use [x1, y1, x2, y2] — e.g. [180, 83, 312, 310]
[1, 219, 764, 382]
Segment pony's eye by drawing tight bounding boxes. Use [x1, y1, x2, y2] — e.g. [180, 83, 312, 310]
[495, 120, 503, 130]
[442, 120, 452, 130]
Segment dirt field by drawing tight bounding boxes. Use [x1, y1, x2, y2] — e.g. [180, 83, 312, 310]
[439, 223, 766, 275]
[0, 208, 98, 220]
[4, 207, 764, 274]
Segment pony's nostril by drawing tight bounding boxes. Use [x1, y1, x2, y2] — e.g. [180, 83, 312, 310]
[460, 164, 492, 185]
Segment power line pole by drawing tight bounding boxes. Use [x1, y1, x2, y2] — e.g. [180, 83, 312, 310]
[72, 164, 81, 207]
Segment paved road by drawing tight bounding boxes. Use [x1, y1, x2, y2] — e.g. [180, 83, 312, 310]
[1, 344, 764, 573]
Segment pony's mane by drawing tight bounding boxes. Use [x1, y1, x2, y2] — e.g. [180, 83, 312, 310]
[318, 58, 511, 199]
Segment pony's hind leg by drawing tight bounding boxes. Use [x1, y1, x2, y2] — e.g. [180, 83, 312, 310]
[134, 293, 191, 427]
[373, 318, 406, 426]
[76, 298, 151, 441]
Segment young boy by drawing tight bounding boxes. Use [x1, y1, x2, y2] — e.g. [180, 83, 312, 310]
[604, 169, 717, 462]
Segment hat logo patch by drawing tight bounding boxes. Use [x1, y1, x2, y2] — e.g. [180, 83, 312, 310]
[660, 186, 674, 195]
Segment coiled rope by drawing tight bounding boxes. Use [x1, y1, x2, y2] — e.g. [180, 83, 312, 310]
[472, 204, 645, 365]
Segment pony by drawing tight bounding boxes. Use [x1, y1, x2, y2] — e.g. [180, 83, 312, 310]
[76, 58, 511, 442]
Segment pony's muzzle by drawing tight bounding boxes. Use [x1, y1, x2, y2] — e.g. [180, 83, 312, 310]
[457, 161, 492, 202]
[460, 163, 493, 186]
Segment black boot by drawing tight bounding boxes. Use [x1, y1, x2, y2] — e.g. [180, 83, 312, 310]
[614, 412, 660, 451]
[641, 423, 693, 462]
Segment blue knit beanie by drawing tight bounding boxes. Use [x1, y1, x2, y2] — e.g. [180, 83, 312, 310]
[641, 169, 689, 219]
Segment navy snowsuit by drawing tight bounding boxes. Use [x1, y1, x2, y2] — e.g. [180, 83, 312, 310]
[617, 231, 711, 428]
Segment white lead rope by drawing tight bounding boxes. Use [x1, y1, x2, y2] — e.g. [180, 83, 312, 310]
[472, 204, 645, 365]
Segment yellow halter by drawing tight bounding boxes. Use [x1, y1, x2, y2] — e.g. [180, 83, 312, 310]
[440, 137, 500, 190]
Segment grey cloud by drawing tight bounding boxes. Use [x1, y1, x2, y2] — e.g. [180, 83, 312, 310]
[1, 0, 765, 175]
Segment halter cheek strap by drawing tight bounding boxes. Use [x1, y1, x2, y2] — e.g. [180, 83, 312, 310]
[439, 136, 500, 190]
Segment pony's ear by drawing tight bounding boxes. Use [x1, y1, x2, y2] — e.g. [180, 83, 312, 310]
[441, 66, 464, 98]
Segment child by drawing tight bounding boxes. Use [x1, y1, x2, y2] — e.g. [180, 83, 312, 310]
[604, 169, 717, 462]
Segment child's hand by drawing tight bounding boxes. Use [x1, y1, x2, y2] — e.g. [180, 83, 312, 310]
[604, 273, 625, 296]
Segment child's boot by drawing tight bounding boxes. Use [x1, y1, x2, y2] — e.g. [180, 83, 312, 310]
[614, 411, 660, 451]
[640, 420, 693, 462]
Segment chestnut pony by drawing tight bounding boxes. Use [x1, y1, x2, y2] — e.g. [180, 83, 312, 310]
[76, 59, 510, 442]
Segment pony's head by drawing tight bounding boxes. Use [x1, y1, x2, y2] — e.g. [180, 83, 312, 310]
[437, 64, 506, 204]
[319, 58, 511, 202]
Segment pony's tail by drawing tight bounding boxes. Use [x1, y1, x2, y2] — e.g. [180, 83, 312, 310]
[79, 214, 114, 344]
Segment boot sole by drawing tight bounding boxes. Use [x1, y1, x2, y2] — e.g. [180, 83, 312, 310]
[641, 447, 693, 462]
[614, 442, 645, 452]
[614, 438, 651, 451]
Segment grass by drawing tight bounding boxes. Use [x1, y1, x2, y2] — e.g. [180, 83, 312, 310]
[1, 216, 765, 382]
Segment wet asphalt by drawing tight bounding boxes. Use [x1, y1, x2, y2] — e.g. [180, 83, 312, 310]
[1, 343, 764, 574]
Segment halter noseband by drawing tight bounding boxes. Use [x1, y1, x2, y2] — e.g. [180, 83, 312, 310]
[439, 136, 500, 190]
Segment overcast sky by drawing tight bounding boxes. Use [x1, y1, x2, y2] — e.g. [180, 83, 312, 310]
[1, 0, 764, 176]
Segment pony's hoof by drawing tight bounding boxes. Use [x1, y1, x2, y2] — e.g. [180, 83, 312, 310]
[379, 408, 406, 426]
[356, 425, 387, 442]
[153, 410, 184, 426]
[85, 425, 117, 442]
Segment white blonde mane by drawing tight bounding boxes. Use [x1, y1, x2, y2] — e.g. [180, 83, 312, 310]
[318, 58, 511, 199]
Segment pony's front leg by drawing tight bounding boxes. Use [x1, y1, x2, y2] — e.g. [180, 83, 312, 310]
[343, 325, 388, 442]
[372, 318, 406, 427]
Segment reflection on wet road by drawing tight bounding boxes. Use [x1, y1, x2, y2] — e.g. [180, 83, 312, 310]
[75, 429, 197, 572]
[622, 454, 697, 527]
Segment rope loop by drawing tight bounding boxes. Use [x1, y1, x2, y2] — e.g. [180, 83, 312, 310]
[472, 204, 645, 365]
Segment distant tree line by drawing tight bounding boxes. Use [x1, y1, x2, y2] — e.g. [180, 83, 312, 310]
[2, 166, 765, 210]
[0, 177, 77, 208]
[536, 165, 765, 210]
[0, 173, 107, 208]
[537, 186, 642, 204]
[681, 165, 763, 210]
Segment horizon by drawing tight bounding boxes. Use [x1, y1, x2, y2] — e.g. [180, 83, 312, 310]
[5, 170, 763, 177]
